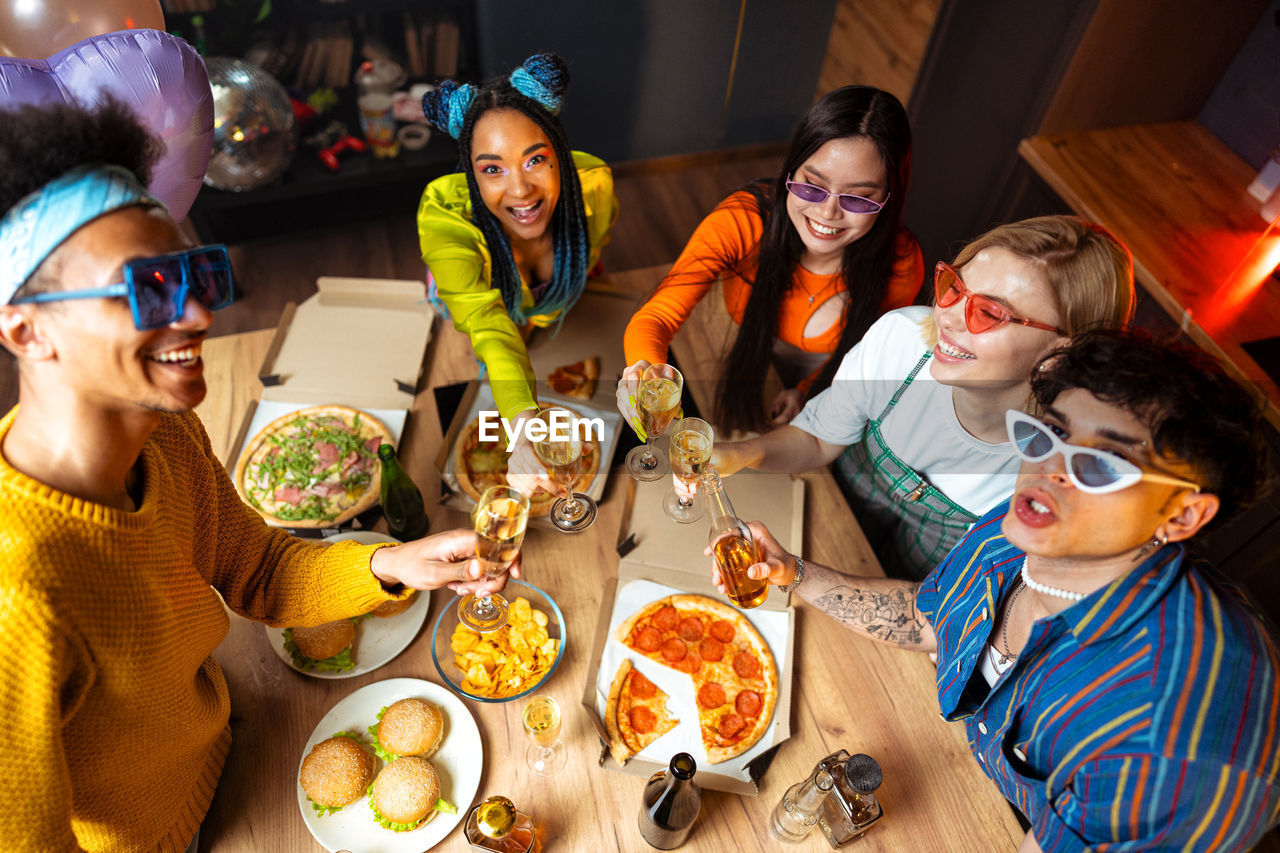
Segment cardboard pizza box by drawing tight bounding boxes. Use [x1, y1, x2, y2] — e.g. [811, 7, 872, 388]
[223, 277, 435, 529]
[434, 378, 623, 528]
[581, 472, 802, 795]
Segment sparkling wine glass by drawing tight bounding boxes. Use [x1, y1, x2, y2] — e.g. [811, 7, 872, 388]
[458, 486, 530, 633]
[626, 363, 683, 482]
[532, 405, 598, 533]
[664, 417, 713, 523]
[522, 694, 567, 775]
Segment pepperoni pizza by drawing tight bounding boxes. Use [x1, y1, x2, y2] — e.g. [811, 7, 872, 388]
[605, 659, 679, 765]
[614, 594, 777, 764]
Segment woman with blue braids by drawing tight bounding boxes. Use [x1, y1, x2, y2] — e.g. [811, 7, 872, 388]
[419, 53, 617, 495]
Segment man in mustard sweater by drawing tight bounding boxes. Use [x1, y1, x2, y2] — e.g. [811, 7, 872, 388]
[0, 101, 510, 852]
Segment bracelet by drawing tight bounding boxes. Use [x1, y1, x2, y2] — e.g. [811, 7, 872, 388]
[778, 555, 804, 593]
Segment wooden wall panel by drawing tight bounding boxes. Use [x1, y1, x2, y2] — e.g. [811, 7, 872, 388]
[1038, 0, 1270, 134]
[815, 0, 942, 105]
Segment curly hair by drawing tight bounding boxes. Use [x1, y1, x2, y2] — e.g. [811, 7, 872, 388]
[0, 96, 161, 299]
[1030, 329, 1273, 530]
[422, 55, 589, 326]
[717, 85, 913, 432]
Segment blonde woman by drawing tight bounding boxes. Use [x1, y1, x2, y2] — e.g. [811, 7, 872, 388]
[712, 215, 1135, 580]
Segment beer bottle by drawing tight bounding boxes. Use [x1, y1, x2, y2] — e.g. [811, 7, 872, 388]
[637, 753, 701, 849]
[701, 470, 768, 609]
[378, 444, 429, 541]
[464, 795, 542, 852]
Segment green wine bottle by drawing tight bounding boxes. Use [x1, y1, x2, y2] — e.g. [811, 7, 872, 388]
[378, 444, 429, 541]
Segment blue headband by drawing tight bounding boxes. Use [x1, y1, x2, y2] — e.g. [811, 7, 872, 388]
[0, 165, 163, 305]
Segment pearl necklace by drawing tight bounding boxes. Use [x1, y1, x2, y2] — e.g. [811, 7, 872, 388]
[1021, 562, 1086, 602]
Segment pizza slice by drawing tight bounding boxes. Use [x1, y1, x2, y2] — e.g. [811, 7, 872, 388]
[547, 357, 599, 400]
[605, 659, 679, 765]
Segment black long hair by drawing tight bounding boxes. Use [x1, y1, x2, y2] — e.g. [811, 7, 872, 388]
[424, 55, 591, 326]
[716, 86, 912, 432]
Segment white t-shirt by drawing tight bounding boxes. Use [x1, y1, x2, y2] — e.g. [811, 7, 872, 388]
[790, 306, 1019, 516]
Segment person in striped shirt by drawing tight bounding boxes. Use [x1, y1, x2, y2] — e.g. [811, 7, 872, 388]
[713, 329, 1278, 851]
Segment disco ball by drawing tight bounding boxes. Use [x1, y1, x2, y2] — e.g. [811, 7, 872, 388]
[203, 57, 296, 191]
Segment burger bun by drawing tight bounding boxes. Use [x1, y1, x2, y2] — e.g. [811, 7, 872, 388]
[376, 697, 445, 758]
[370, 756, 441, 830]
[299, 736, 374, 808]
[291, 620, 356, 661]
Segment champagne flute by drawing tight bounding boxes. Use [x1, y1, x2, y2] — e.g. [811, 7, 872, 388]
[664, 417, 713, 523]
[532, 405, 598, 533]
[458, 485, 530, 633]
[626, 363, 683, 482]
[522, 694, 567, 776]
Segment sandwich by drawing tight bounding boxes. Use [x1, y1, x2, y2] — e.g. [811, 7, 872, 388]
[367, 756, 455, 831]
[298, 733, 374, 816]
[368, 697, 445, 761]
[283, 619, 357, 673]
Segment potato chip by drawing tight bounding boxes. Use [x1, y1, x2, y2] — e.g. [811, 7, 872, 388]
[448, 599, 559, 698]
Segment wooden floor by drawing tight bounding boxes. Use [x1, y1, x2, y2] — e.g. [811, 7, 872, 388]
[0, 147, 783, 411]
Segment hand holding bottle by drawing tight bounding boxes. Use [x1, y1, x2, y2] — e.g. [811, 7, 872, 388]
[704, 520, 797, 595]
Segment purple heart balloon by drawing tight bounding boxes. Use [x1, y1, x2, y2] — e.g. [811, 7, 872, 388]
[0, 29, 213, 221]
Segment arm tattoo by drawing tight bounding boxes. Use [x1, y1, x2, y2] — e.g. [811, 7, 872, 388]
[813, 582, 925, 647]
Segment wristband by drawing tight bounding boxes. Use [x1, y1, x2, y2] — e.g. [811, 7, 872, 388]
[778, 555, 804, 593]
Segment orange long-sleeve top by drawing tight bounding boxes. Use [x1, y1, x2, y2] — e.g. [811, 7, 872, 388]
[624, 190, 924, 388]
[0, 407, 407, 852]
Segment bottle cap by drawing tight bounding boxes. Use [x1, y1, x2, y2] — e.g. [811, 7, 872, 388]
[670, 752, 697, 780]
[815, 769, 834, 791]
[475, 796, 517, 838]
[377, 443, 395, 460]
[844, 754, 882, 793]
[698, 469, 722, 489]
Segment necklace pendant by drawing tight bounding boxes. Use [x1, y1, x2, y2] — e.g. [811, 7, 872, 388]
[808, 295, 815, 304]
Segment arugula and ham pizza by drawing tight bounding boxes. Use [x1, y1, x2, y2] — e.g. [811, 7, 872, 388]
[235, 405, 392, 528]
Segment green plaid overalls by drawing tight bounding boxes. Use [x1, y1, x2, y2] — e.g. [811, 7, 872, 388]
[834, 352, 978, 581]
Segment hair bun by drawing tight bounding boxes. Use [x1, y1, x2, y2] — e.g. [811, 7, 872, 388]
[509, 53, 569, 114]
[421, 80, 475, 139]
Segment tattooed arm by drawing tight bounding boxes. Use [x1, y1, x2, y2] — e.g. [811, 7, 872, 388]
[708, 520, 936, 653]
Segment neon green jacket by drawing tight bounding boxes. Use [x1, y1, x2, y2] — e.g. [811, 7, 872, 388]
[417, 151, 618, 419]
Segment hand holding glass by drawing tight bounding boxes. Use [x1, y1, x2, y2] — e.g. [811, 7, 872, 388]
[626, 363, 683, 482]
[458, 486, 530, 632]
[664, 417, 713, 523]
[532, 405, 598, 532]
[522, 694, 567, 775]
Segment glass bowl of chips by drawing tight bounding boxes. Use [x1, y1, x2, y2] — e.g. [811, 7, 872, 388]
[431, 580, 566, 703]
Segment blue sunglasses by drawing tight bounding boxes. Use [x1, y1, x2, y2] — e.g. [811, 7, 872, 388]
[14, 244, 234, 330]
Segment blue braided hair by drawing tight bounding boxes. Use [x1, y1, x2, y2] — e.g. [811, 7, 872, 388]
[422, 54, 589, 327]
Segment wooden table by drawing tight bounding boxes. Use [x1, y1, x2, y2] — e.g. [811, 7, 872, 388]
[1019, 121, 1280, 428]
[192, 265, 1023, 852]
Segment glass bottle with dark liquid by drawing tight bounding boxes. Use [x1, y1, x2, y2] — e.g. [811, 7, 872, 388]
[815, 750, 883, 847]
[638, 752, 701, 849]
[701, 470, 768, 609]
[464, 795, 542, 853]
[378, 443, 429, 540]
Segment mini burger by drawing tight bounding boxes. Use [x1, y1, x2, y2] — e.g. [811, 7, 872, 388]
[367, 756, 455, 831]
[371, 590, 417, 618]
[369, 697, 445, 761]
[284, 619, 357, 673]
[299, 733, 374, 816]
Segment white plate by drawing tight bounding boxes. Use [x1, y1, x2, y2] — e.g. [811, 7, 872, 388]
[266, 532, 430, 679]
[297, 678, 482, 852]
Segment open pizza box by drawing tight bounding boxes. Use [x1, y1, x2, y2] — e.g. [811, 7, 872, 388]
[434, 379, 623, 528]
[581, 473, 802, 795]
[223, 276, 435, 530]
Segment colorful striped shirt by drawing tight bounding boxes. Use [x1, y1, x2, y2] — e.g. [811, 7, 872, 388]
[917, 501, 1280, 852]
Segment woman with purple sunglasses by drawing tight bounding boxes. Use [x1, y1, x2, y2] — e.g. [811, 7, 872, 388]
[619, 85, 922, 434]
